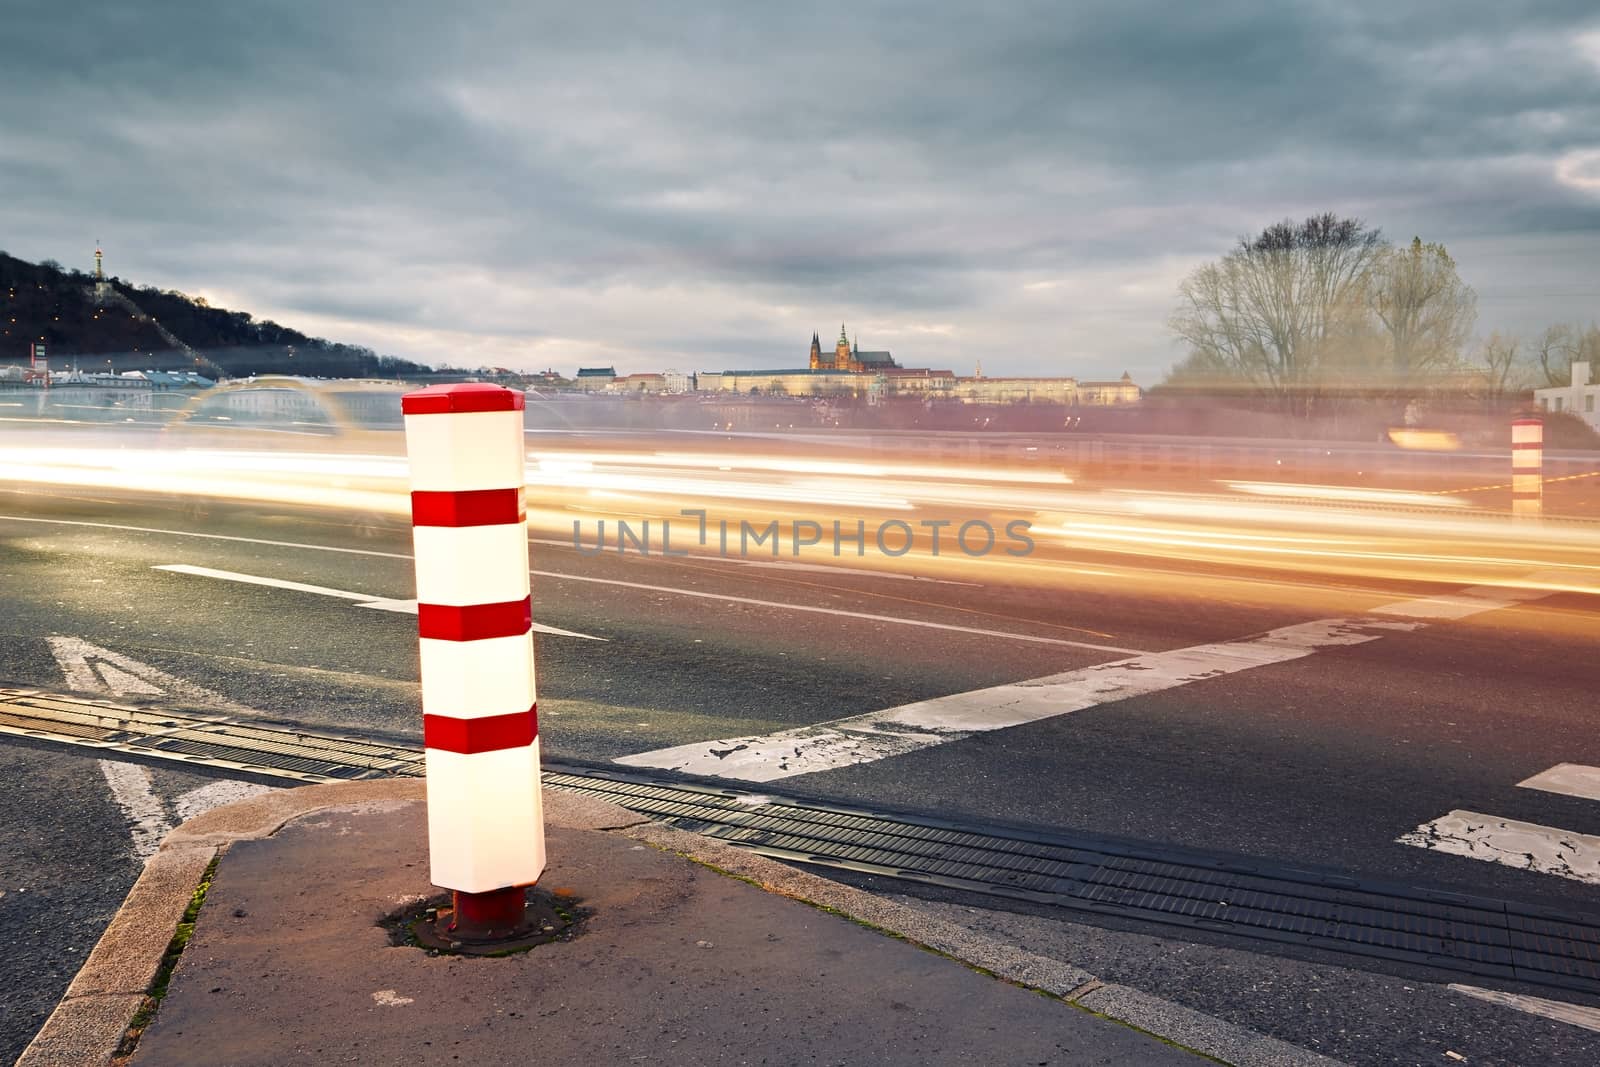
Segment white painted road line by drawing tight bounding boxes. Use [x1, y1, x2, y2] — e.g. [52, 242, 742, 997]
[1369, 580, 1560, 621]
[54, 641, 279, 861]
[1447, 984, 1600, 1034]
[97, 760, 174, 862]
[153, 564, 606, 641]
[2, 514, 1132, 651]
[171, 779, 275, 822]
[527, 568, 1144, 654]
[1518, 763, 1600, 803]
[1397, 810, 1600, 886]
[617, 583, 1552, 782]
[617, 616, 1421, 781]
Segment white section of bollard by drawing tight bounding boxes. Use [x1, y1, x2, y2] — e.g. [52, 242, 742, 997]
[402, 383, 545, 895]
[404, 411, 528, 491]
[413, 525, 534, 605]
[419, 635, 537, 718]
[424, 741, 547, 894]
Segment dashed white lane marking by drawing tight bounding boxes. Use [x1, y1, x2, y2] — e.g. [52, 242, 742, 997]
[0, 514, 1130, 651]
[617, 583, 1547, 782]
[706, 557, 982, 587]
[527, 568, 1143, 653]
[532, 535, 982, 586]
[1447, 984, 1600, 1034]
[48, 636, 247, 710]
[0, 513, 415, 558]
[1519, 764, 1600, 803]
[97, 760, 173, 862]
[153, 564, 606, 642]
[1397, 810, 1600, 886]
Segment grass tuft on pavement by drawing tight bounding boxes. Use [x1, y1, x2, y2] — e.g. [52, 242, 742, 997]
[112, 855, 219, 1063]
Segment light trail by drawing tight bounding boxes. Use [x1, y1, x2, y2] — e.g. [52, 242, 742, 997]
[1, 427, 1597, 602]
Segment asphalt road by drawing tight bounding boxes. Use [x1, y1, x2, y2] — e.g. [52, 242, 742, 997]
[3, 476, 1600, 1064]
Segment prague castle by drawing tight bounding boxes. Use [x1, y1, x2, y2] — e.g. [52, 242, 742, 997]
[592, 320, 1142, 405]
[809, 325, 898, 373]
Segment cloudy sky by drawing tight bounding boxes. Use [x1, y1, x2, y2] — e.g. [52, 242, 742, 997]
[5, 1, 1599, 381]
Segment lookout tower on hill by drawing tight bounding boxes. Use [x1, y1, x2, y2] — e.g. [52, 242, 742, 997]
[93, 243, 110, 302]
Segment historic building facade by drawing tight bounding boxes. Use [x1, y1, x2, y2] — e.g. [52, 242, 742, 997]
[808, 325, 898, 373]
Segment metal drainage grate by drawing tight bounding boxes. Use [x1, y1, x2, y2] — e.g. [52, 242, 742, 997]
[5, 687, 1599, 994]
[0, 688, 421, 782]
[544, 773, 1600, 995]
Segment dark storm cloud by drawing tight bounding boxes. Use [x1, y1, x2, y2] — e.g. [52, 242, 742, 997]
[3, 1, 1598, 375]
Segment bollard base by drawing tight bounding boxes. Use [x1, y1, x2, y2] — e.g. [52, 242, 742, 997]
[451, 886, 530, 940]
[396, 887, 587, 957]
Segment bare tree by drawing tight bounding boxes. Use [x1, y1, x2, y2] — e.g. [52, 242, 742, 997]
[1472, 331, 1525, 404]
[1169, 214, 1386, 414]
[1533, 323, 1600, 386]
[1369, 237, 1476, 383]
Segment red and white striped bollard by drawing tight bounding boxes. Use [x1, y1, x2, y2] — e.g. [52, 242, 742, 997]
[401, 383, 544, 938]
[1512, 416, 1542, 521]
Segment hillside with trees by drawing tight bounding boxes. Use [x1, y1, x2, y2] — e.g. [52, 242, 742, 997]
[0, 251, 432, 379]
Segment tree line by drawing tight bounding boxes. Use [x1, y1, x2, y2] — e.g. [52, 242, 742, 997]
[1164, 214, 1592, 415]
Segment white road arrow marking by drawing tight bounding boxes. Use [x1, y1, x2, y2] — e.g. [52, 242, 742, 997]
[154, 564, 606, 641]
[173, 779, 274, 822]
[49, 638, 277, 860]
[98, 760, 173, 862]
[48, 636, 247, 710]
[94, 663, 164, 696]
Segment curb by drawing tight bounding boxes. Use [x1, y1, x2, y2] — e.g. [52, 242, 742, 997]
[20, 779, 1345, 1067]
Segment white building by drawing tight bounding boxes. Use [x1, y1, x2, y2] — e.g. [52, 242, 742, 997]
[1535, 362, 1598, 431]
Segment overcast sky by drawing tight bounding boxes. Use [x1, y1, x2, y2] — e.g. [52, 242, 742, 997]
[5, 1, 1599, 380]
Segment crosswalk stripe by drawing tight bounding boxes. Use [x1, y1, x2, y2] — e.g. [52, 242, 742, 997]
[1397, 810, 1600, 886]
[617, 579, 1556, 782]
[1518, 764, 1600, 803]
[1448, 985, 1600, 1034]
[617, 615, 1422, 781]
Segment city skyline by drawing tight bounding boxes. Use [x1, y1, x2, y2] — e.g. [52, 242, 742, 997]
[4, 2, 1599, 380]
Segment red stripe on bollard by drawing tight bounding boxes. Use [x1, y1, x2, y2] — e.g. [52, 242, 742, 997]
[424, 707, 538, 754]
[1511, 442, 1545, 450]
[411, 488, 526, 527]
[417, 598, 532, 641]
[401, 383, 527, 415]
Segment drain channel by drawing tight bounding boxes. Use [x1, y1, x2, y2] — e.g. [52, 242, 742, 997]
[5, 687, 1599, 995]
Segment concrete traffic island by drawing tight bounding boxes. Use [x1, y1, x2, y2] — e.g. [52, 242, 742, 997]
[19, 778, 1349, 1067]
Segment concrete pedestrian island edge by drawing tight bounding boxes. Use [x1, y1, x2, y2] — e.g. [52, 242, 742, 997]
[20, 779, 1345, 1067]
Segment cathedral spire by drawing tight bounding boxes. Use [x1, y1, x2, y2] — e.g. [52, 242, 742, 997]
[839, 323, 848, 346]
